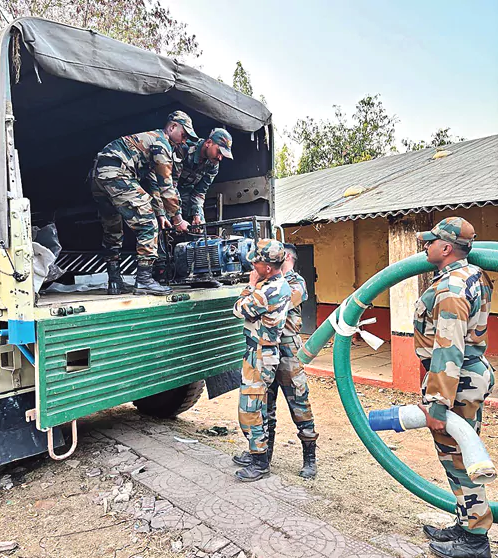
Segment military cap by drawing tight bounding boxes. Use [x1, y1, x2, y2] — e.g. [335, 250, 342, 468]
[416, 217, 476, 247]
[247, 239, 285, 264]
[209, 128, 233, 159]
[167, 110, 198, 140]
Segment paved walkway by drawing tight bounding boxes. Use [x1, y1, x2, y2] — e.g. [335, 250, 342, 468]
[89, 416, 426, 558]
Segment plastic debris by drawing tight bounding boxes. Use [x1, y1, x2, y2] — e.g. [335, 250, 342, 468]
[343, 186, 366, 197]
[0, 541, 17, 553]
[432, 150, 452, 159]
[198, 426, 229, 437]
[174, 436, 198, 444]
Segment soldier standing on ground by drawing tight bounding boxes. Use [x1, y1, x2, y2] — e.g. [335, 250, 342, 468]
[232, 239, 291, 482]
[91, 111, 197, 296]
[233, 243, 319, 478]
[414, 217, 493, 559]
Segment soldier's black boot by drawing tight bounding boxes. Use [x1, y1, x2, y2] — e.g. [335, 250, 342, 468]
[107, 260, 133, 295]
[423, 523, 465, 542]
[429, 530, 491, 558]
[233, 428, 276, 466]
[134, 263, 172, 296]
[299, 440, 317, 479]
[235, 451, 270, 482]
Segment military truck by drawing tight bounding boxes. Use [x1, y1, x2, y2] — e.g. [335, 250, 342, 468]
[0, 18, 275, 464]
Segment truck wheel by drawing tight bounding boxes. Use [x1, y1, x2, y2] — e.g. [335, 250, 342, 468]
[133, 380, 205, 418]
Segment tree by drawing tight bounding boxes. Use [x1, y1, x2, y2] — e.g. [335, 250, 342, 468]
[1, 0, 201, 57]
[232, 61, 254, 97]
[275, 143, 295, 179]
[290, 94, 398, 174]
[402, 127, 466, 151]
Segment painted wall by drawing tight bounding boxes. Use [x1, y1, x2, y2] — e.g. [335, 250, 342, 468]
[285, 217, 389, 308]
[284, 205, 498, 360]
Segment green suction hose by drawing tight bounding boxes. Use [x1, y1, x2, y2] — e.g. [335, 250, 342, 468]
[300, 242, 498, 520]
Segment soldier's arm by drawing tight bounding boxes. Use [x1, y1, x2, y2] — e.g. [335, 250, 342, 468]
[424, 291, 470, 421]
[144, 170, 165, 217]
[150, 143, 182, 219]
[288, 275, 308, 309]
[233, 285, 269, 320]
[190, 166, 219, 223]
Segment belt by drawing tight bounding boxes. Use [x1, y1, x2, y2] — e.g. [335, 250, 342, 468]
[280, 335, 297, 344]
[422, 355, 484, 372]
[245, 337, 278, 350]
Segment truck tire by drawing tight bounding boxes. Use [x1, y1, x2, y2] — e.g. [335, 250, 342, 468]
[133, 380, 205, 418]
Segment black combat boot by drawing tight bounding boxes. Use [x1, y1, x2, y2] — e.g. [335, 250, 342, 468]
[106, 260, 133, 295]
[429, 531, 491, 558]
[233, 428, 276, 467]
[424, 523, 465, 542]
[134, 263, 172, 295]
[235, 451, 270, 482]
[299, 440, 317, 479]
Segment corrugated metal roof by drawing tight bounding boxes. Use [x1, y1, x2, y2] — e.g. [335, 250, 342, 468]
[275, 135, 498, 226]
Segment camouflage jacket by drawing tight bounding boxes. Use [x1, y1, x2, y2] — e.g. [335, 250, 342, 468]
[281, 270, 308, 338]
[95, 129, 183, 218]
[233, 273, 292, 346]
[414, 258, 493, 420]
[175, 140, 219, 221]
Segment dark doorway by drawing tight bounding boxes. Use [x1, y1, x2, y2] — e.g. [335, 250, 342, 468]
[295, 245, 317, 334]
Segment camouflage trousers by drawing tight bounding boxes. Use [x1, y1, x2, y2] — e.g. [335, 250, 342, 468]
[423, 358, 495, 534]
[238, 342, 279, 454]
[267, 336, 318, 442]
[91, 170, 158, 265]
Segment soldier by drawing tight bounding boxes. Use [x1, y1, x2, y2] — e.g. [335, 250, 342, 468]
[233, 243, 319, 478]
[414, 217, 493, 558]
[232, 239, 291, 482]
[91, 111, 197, 296]
[176, 128, 233, 225]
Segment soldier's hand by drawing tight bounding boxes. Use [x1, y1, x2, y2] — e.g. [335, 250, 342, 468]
[157, 216, 172, 230]
[192, 215, 203, 226]
[174, 218, 190, 233]
[417, 404, 447, 435]
[249, 269, 261, 286]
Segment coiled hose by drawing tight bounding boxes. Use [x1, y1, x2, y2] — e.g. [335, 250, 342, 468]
[297, 242, 498, 520]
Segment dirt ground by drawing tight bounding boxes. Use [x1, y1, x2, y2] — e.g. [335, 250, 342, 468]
[1, 376, 498, 557]
[175, 376, 498, 552]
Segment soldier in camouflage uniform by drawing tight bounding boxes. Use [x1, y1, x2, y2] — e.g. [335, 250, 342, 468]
[176, 128, 233, 225]
[232, 239, 291, 482]
[414, 217, 493, 559]
[233, 243, 319, 478]
[91, 111, 197, 295]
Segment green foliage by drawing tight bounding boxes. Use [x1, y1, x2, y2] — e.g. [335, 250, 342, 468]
[1, 0, 201, 57]
[275, 143, 295, 179]
[402, 127, 466, 151]
[290, 94, 398, 174]
[232, 60, 254, 97]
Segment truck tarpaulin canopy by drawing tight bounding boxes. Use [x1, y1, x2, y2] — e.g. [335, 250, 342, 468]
[0, 17, 272, 245]
[11, 17, 271, 132]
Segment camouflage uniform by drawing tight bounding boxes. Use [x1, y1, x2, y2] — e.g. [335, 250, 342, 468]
[91, 111, 196, 265]
[233, 240, 291, 454]
[415, 218, 494, 535]
[176, 141, 219, 223]
[175, 129, 233, 222]
[267, 269, 318, 442]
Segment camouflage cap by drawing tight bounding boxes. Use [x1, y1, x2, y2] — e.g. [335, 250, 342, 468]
[416, 217, 476, 247]
[209, 128, 233, 159]
[247, 239, 285, 264]
[167, 110, 198, 140]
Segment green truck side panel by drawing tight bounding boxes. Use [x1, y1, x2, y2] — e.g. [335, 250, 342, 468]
[36, 297, 245, 429]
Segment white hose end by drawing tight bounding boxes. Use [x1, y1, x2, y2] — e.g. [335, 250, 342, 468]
[467, 461, 497, 485]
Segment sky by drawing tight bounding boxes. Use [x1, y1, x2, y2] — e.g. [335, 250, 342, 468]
[168, 0, 498, 149]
